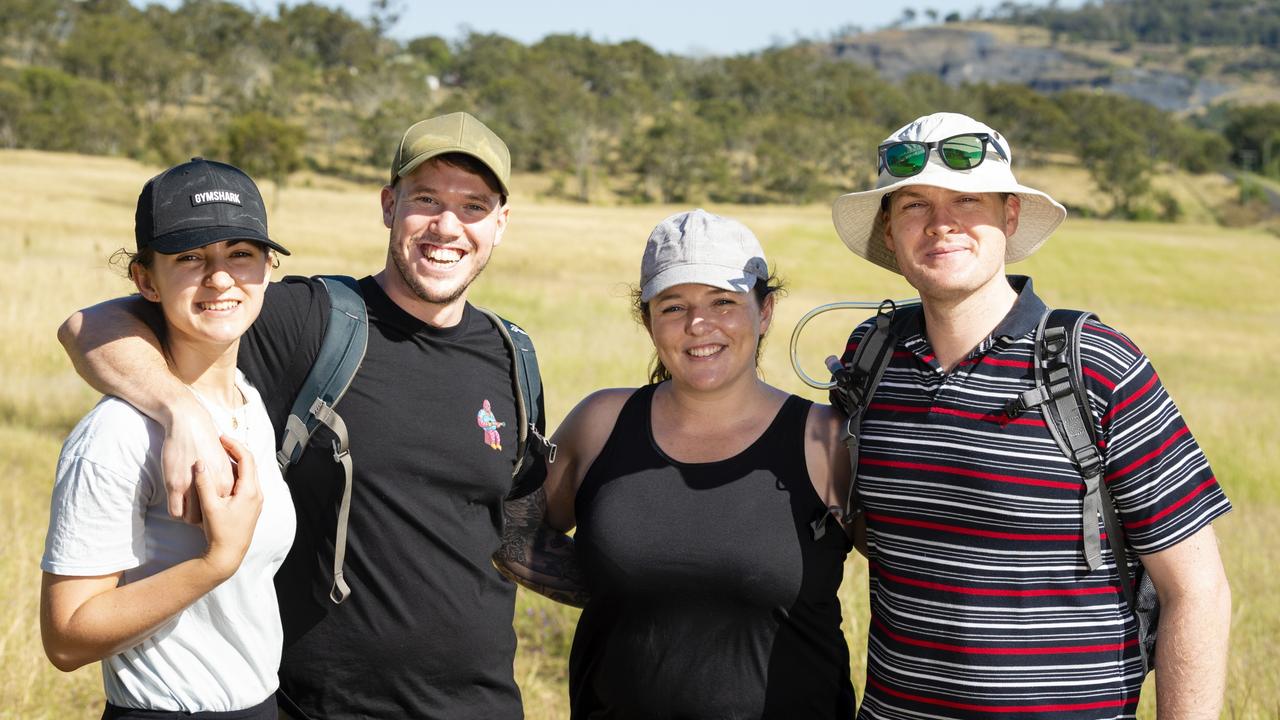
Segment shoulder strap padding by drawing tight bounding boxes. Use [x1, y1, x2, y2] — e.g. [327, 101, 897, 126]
[276, 274, 368, 605]
[820, 302, 920, 539]
[473, 307, 555, 476]
[277, 275, 369, 472]
[1029, 308, 1153, 668]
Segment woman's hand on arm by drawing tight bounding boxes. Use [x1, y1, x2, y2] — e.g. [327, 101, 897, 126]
[58, 297, 233, 520]
[40, 436, 263, 671]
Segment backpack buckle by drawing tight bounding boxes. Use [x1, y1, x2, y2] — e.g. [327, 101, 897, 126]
[1072, 443, 1103, 480]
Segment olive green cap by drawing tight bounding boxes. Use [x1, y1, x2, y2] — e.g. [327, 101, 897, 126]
[389, 112, 511, 195]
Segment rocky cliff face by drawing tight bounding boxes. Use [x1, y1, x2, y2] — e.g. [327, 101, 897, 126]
[826, 26, 1239, 113]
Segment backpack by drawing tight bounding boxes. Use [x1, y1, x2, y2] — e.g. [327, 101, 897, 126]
[274, 275, 554, 604]
[828, 301, 1159, 673]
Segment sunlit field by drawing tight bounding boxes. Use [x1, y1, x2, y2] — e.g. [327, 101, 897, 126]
[2, 149, 1276, 719]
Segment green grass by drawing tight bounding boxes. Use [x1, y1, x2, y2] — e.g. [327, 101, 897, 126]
[3, 149, 1277, 718]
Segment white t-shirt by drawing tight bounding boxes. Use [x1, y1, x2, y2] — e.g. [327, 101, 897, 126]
[42, 370, 296, 712]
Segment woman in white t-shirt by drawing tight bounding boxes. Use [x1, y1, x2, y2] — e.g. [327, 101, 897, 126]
[40, 159, 297, 720]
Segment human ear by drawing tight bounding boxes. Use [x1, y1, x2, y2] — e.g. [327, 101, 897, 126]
[380, 185, 397, 229]
[492, 203, 510, 248]
[130, 263, 160, 302]
[1004, 193, 1022, 237]
[758, 291, 775, 335]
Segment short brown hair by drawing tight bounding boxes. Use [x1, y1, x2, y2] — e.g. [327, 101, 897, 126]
[396, 152, 508, 207]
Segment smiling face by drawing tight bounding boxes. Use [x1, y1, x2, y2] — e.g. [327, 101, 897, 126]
[131, 240, 272, 353]
[379, 158, 509, 326]
[645, 283, 773, 394]
[883, 186, 1021, 304]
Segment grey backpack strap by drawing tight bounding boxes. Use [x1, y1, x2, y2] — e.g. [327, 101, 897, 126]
[824, 301, 915, 539]
[276, 275, 368, 604]
[1010, 309, 1107, 570]
[1008, 309, 1157, 672]
[474, 307, 556, 481]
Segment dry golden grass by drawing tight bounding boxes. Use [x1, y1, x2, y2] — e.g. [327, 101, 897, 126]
[3, 149, 1277, 718]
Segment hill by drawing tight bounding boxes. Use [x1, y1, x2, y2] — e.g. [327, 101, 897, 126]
[825, 22, 1273, 114]
[4, 0, 1280, 223]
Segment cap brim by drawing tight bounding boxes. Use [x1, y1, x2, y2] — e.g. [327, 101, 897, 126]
[640, 264, 760, 302]
[397, 148, 511, 196]
[149, 225, 291, 256]
[831, 164, 1065, 274]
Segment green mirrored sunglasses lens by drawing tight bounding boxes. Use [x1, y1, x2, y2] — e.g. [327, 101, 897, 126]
[884, 143, 928, 176]
[939, 136, 986, 169]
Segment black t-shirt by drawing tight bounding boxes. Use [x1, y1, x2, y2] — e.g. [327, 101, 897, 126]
[238, 275, 531, 719]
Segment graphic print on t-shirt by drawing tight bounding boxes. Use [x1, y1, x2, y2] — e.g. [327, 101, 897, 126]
[476, 399, 505, 450]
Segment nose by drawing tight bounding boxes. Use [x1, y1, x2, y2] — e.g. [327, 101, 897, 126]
[685, 306, 711, 336]
[432, 209, 463, 238]
[925, 204, 956, 237]
[204, 264, 234, 291]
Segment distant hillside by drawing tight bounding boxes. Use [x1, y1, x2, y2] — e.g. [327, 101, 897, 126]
[992, 0, 1280, 49]
[825, 22, 1279, 115]
[3, 0, 1279, 223]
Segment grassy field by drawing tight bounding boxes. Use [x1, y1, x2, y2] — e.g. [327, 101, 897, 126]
[2, 149, 1277, 718]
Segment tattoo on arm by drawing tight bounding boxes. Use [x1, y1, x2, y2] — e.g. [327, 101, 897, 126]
[495, 487, 590, 608]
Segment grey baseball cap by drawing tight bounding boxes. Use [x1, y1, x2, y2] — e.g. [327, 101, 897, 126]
[639, 209, 769, 302]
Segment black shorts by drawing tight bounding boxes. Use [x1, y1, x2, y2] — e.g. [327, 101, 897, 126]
[101, 696, 276, 720]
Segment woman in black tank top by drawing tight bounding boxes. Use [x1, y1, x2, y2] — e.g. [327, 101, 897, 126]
[537, 210, 857, 719]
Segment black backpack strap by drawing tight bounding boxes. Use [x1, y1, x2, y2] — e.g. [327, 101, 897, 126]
[821, 300, 917, 539]
[1012, 308, 1153, 668]
[276, 275, 368, 605]
[1008, 310, 1137, 592]
[1008, 309, 1112, 571]
[474, 308, 556, 483]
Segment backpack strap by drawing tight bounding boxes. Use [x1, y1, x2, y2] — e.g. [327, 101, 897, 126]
[473, 308, 557, 480]
[822, 300, 917, 539]
[276, 275, 368, 605]
[1009, 308, 1150, 668]
[1009, 309, 1113, 572]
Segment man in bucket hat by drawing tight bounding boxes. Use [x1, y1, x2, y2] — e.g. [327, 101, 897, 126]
[831, 112, 1231, 718]
[59, 112, 573, 719]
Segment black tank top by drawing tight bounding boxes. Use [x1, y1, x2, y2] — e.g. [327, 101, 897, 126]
[569, 383, 855, 720]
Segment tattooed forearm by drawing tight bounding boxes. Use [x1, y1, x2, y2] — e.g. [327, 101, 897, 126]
[495, 488, 590, 608]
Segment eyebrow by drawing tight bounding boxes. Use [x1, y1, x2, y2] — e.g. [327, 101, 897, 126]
[410, 185, 495, 204]
[653, 287, 738, 303]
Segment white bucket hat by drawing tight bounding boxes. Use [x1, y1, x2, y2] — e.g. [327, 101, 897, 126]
[831, 112, 1067, 274]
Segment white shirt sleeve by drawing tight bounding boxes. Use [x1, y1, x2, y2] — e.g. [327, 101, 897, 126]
[42, 401, 159, 576]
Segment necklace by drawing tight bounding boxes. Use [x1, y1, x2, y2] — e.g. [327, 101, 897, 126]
[187, 384, 250, 437]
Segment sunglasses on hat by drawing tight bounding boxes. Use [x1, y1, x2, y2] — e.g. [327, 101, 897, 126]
[877, 132, 1010, 178]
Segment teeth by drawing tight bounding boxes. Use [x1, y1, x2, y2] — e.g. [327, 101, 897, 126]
[687, 345, 723, 358]
[199, 300, 239, 311]
[426, 245, 462, 264]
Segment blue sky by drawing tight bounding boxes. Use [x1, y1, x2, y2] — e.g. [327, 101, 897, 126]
[143, 0, 1083, 56]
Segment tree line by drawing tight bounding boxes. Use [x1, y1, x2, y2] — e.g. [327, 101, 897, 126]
[988, 0, 1280, 50]
[2, 0, 1278, 218]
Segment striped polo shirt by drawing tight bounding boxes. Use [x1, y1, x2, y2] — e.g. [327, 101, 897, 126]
[842, 276, 1230, 720]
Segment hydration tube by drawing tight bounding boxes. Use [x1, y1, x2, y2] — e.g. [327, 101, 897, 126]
[789, 298, 921, 389]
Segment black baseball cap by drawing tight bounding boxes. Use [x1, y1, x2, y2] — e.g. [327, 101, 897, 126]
[135, 157, 290, 255]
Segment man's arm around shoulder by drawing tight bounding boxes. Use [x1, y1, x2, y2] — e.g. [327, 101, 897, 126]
[495, 485, 589, 608]
[58, 296, 231, 520]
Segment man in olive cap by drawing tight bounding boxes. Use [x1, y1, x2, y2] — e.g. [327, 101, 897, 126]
[60, 113, 575, 718]
[830, 112, 1231, 718]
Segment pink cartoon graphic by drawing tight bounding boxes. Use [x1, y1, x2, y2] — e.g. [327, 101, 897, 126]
[476, 399, 505, 450]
